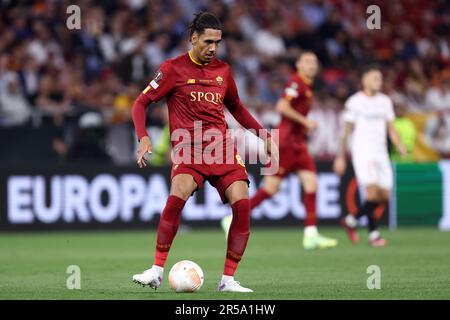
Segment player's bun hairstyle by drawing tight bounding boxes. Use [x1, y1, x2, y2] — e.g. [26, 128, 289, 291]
[189, 11, 224, 38]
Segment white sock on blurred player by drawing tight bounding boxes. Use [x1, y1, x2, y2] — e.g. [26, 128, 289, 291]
[345, 215, 358, 228]
[369, 230, 381, 241]
[304, 225, 318, 237]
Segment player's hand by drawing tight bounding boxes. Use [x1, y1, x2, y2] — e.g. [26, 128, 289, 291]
[333, 155, 346, 176]
[305, 119, 318, 132]
[266, 137, 279, 165]
[136, 136, 153, 168]
[398, 144, 408, 158]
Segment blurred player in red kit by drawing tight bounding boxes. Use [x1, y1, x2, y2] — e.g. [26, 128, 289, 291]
[131, 12, 277, 292]
[222, 52, 337, 250]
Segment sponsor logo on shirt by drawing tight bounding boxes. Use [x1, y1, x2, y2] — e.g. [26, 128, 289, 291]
[148, 69, 164, 89]
[190, 91, 223, 105]
[186, 79, 221, 85]
[364, 111, 386, 120]
[154, 70, 163, 83]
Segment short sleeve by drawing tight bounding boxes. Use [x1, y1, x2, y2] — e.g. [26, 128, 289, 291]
[142, 61, 176, 103]
[385, 97, 395, 122]
[343, 98, 356, 123]
[282, 79, 300, 102]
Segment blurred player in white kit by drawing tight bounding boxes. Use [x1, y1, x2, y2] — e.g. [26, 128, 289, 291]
[334, 66, 407, 247]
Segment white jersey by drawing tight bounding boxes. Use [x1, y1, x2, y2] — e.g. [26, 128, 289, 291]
[343, 91, 395, 155]
[343, 91, 395, 189]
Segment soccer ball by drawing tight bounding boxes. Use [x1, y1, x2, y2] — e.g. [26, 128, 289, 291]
[168, 260, 204, 293]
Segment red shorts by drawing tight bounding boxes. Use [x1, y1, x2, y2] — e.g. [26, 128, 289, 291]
[274, 145, 316, 178]
[171, 160, 249, 204]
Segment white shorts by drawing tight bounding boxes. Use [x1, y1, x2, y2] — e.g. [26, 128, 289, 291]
[352, 152, 393, 190]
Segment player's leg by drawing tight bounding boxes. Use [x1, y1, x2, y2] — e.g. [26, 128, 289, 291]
[365, 156, 393, 247]
[154, 174, 197, 267]
[361, 185, 388, 247]
[132, 173, 198, 288]
[342, 156, 377, 244]
[365, 187, 390, 247]
[365, 176, 391, 247]
[249, 145, 291, 211]
[298, 170, 318, 227]
[357, 184, 380, 230]
[342, 184, 379, 244]
[221, 174, 282, 236]
[298, 170, 337, 250]
[380, 189, 391, 202]
[250, 175, 282, 209]
[218, 180, 253, 292]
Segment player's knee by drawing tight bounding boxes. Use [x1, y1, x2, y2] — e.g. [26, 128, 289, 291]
[264, 184, 279, 196]
[303, 180, 317, 193]
[226, 181, 249, 205]
[365, 186, 380, 201]
[170, 185, 192, 200]
[380, 191, 391, 202]
[365, 193, 380, 202]
[303, 176, 317, 193]
[263, 178, 281, 195]
[298, 171, 317, 193]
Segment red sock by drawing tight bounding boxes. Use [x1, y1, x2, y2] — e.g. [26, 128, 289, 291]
[224, 199, 250, 276]
[250, 189, 272, 210]
[154, 195, 186, 267]
[303, 192, 317, 227]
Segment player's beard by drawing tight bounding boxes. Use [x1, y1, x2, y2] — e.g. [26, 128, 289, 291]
[204, 52, 215, 61]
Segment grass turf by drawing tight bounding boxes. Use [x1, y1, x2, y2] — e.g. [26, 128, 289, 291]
[0, 227, 449, 300]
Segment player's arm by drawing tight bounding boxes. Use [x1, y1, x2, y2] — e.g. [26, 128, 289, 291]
[132, 93, 152, 168]
[224, 69, 278, 161]
[276, 98, 317, 131]
[333, 100, 355, 176]
[385, 99, 407, 157]
[131, 62, 175, 168]
[333, 122, 354, 176]
[388, 121, 407, 157]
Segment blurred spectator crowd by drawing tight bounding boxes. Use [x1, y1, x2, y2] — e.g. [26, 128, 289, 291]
[0, 0, 449, 164]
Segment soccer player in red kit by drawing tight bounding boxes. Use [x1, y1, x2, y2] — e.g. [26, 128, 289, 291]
[131, 12, 276, 292]
[222, 52, 337, 250]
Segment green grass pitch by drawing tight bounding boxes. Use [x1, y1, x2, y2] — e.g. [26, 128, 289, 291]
[0, 227, 449, 299]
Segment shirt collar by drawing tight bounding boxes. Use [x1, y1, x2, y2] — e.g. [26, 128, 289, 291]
[299, 72, 313, 86]
[188, 50, 208, 66]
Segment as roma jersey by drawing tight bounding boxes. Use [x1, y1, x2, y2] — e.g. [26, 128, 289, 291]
[141, 52, 241, 161]
[277, 73, 314, 150]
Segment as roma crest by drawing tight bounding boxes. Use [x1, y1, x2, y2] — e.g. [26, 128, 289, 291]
[216, 76, 223, 86]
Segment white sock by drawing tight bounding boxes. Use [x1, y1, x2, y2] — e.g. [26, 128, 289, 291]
[304, 225, 318, 237]
[152, 265, 164, 275]
[221, 275, 234, 283]
[345, 215, 357, 228]
[369, 230, 380, 241]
